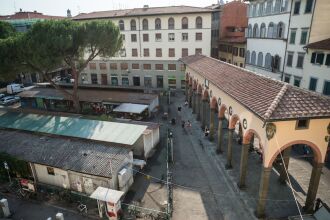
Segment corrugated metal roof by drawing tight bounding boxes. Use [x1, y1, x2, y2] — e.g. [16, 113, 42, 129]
[113, 103, 148, 114]
[0, 129, 131, 178]
[0, 111, 147, 145]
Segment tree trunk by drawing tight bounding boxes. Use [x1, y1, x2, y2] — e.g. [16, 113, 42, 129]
[71, 66, 81, 113]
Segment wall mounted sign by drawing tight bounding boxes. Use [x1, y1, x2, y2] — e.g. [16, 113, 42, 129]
[228, 106, 233, 115]
[218, 97, 221, 106]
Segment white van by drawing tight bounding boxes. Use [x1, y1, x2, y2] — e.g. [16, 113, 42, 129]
[7, 84, 24, 94]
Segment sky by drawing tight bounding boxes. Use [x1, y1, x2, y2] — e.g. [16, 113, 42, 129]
[0, 0, 233, 17]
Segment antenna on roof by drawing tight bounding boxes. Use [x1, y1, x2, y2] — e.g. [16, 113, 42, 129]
[14, 0, 17, 13]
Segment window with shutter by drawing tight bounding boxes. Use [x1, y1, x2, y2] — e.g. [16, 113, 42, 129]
[311, 52, 316, 63]
[325, 54, 330, 66]
[316, 53, 324, 64]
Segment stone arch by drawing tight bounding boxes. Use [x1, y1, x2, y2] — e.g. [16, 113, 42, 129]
[266, 140, 323, 168]
[193, 80, 197, 90]
[202, 89, 209, 100]
[218, 104, 227, 118]
[189, 77, 193, 86]
[229, 114, 240, 129]
[197, 84, 202, 94]
[242, 129, 263, 149]
[185, 72, 189, 81]
[210, 97, 218, 109]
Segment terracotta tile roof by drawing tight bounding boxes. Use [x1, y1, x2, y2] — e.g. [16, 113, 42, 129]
[304, 38, 330, 50]
[73, 6, 213, 20]
[180, 55, 330, 121]
[0, 11, 65, 20]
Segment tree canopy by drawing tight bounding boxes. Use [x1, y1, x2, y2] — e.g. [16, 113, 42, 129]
[0, 21, 16, 39]
[0, 19, 123, 112]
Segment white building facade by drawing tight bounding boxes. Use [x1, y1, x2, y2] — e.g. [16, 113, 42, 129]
[283, 0, 315, 87]
[245, 0, 291, 80]
[302, 40, 330, 95]
[246, 0, 330, 95]
[74, 6, 212, 90]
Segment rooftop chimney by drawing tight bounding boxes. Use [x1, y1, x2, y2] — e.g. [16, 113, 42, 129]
[19, 8, 22, 12]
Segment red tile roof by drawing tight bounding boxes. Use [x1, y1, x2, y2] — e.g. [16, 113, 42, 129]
[304, 38, 330, 50]
[0, 11, 64, 20]
[73, 6, 213, 20]
[180, 55, 330, 121]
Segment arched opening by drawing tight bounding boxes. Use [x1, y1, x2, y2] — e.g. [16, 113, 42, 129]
[118, 20, 124, 31]
[272, 55, 281, 72]
[266, 0, 272, 14]
[248, 24, 252, 37]
[196, 16, 202, 29]
[191, 80, 198, 114]
[195, 84, 203, 121]
[224, 114, 242, 169]
[246, 50, 251, 64]
[209, 97, 218, 141]
[253, 24, 259, 38]
[155, 18, 161, 30]
[255, 140, 325, 217]
[265, 53, 272, 69]
[251, 51, 256, 65]
[142, 19, 148, 30]
[182, 17, 188, 29]
[130, 19, 136, 31]
[257, 52, 264, 66]
[260, 23, 266, 38]
[267, 22, 274, 38]
[252, 4, 257, 17]
[238, 129, 264, 189]
[274, 0, 281, 13]
[168, 17, 175, 29]
[259, 2, 264, 15]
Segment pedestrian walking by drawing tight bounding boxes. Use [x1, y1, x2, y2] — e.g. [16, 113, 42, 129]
[177, 106, 182, 122]
[184, 100, 188, 106]
[204, 126, 210, 137]
[186, 120, 192, 134]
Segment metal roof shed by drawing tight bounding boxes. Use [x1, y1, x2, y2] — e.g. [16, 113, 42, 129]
[90, 187, 124, 203]
[113, 103, 148, 114]
[0, 111, 147, 146]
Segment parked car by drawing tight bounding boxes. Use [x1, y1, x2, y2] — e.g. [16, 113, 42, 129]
[7, 84, 24, 94]
[0, 96, 20, 105]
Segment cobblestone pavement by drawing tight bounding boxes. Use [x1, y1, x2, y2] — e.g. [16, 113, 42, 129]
[127, 91, 330, 220]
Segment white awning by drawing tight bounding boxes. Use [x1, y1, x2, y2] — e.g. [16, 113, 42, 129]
[113, 103, 148, 114]
[90, 187, 124, 203]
